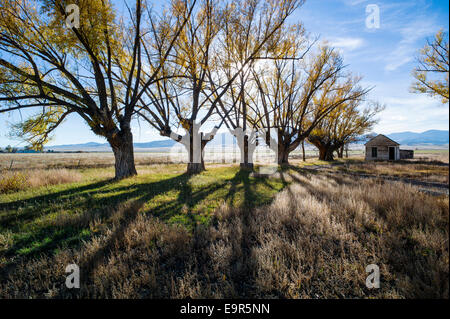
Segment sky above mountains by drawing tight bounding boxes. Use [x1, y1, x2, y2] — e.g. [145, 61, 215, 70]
[0, 0, 448, 147]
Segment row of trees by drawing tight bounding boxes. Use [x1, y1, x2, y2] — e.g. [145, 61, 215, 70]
[0, 0, 381, 178]
[0, 145, 18, 153]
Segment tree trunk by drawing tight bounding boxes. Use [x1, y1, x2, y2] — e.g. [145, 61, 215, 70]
[186, 133, 206, 174]
[240, 162, 254, 170]
[278, 144, 290, 165]
[187, 151, 205, 174]
[109, 129, 137, 180]
[240, 135, 254, 170]
[221, 133, 226, 164]
[337, 145, 344, 159]
[187, 162, 204, 174]
[318, 146, 335, 161]
[302, 140, 306, 162]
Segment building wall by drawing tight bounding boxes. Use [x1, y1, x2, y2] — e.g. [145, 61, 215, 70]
[365, 145, 400, 160]
[400, 149, 414, 159]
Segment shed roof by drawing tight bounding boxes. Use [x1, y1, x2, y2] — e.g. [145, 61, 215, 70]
[365, 134, 400, 146]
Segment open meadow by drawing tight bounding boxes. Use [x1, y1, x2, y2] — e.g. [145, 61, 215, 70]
[0, 149, 448, 298]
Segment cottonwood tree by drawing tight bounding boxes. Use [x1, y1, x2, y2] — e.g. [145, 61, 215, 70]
[308, 99, 382, 161]
[249, 45, 369, 165]
[138, 0, 224, 174]
[0, 0, 195, 179]
[411, 30, 449, 104]
[137, 0, 303, 173]
[216, 21, 308, 170]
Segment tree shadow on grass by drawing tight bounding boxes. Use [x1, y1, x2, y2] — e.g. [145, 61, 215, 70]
[4, 164, 444, 298]
[66, 170, 270, 298]
[220, 169, 292, 297]
[0, 174, 192, 260]
[0, 166, 293, 299]
[0, 173, 190, 286]
[1, 168, 288, 261]
[0, 179, 116, 226]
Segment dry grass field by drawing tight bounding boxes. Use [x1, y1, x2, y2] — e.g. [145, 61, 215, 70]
[334, 161, 449, 184]
[0, 149, 448, 298]
[0, 152, 173, 171]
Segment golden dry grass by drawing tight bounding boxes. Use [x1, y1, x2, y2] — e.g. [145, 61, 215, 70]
[0, 169, 82, 193]
[1, 170, 447, 299]
[335, 161, 449, 184]
[0, 153, 173, 170]
[413, 150, 449, 163]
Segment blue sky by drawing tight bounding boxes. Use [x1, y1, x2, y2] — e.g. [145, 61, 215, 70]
[0, 0, 448, 147]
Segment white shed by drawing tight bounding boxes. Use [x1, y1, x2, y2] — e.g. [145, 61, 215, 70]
[365, 134, 400, 161]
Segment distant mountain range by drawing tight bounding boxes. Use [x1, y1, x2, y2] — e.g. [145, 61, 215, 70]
[45, 139, 178, 152]
[386, 130, 449, 146]
[42, 129, 448, 152]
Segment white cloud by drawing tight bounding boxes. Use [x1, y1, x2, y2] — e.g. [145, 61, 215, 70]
[385, 53, 413, 72]
[342, 0, 367, 6]
[330, 37, 365, 51]
[374, 95, 449, 133]
[131, 125, 166, 142]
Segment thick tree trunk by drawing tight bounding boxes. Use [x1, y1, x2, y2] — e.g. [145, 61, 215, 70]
[187, 150, 205, 173]
[109, 129, 137, 180]
[186, 133, 206, 174]
[337, 145, 344, 159]
[240, 135, 254, 170]
[318, 146, 335, 161]
[187, 162, 204, 174]
[278, 144, 290, 165]
[276, 129, 293, 166]
[240, 162, 254, 170]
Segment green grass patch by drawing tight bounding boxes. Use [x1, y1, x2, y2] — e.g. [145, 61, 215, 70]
[0, 165, 287, 260]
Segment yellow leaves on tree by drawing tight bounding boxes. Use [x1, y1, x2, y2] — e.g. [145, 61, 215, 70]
[10, 106, 69, 151]
[411, 30, 449, 104]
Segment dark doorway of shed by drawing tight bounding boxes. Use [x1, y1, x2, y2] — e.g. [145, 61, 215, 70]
[389, 147, 395, 160]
